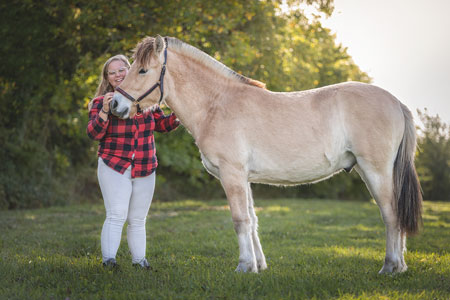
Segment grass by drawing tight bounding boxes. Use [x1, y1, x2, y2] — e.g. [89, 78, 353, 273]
[0, 198, 449, 299]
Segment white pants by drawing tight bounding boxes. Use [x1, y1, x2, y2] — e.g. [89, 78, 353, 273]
[97, 158, 155, 263]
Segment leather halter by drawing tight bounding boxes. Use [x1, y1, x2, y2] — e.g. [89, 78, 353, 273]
[116, 37, 168, 111]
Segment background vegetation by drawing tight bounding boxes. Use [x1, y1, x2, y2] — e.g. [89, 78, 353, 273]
[0, 0, 449, 209]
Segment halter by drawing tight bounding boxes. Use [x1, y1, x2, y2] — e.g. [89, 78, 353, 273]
[116, 37, 168, 111]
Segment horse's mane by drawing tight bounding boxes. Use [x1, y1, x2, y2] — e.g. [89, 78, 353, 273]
[133, 36, 266, 89]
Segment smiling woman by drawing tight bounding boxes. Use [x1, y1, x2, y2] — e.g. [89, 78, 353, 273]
[85, 54, 180, 270]
[88, 55, 131, 111]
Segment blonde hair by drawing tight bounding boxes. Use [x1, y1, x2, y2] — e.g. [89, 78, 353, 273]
[88, 54, 131, 110]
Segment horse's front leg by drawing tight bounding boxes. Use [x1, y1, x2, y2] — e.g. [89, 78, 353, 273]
[220, 165, 257, 273]
[248, 183, 267, 271]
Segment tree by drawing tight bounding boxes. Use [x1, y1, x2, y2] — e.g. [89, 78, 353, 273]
[416, 109, 450, 201]
[1, 0, 374, 209]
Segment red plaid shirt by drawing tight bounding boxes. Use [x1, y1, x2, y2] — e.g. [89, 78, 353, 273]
[87, 96, 179, 178]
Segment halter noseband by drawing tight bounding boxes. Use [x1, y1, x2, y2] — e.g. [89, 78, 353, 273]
[116, 37, 168, 111]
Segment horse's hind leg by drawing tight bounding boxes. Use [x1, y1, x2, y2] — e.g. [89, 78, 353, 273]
[219, 165, 258, 273]
[355, 163, 407, 274]
[248, 183, 267, 271]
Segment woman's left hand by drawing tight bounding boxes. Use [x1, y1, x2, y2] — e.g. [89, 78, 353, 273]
[102, 92, 114, 113]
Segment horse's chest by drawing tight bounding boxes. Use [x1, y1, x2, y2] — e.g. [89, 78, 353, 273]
[200, 153, 220, 179]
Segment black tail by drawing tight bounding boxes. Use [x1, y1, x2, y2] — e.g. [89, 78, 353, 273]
[394, 103, 423, 235]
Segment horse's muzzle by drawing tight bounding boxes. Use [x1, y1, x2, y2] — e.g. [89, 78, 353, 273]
[111, 94, 130, 119]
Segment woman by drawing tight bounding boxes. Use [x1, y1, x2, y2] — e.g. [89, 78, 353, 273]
[87, 54, 179, 268]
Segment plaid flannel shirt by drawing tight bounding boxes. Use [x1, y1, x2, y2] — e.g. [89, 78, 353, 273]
[87, 96, 179, 178]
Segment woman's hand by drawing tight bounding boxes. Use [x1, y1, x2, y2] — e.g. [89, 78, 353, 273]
[102, 92, 114, 113]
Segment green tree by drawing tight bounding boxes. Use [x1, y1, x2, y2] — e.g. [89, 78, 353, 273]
[416, 109, 450, 201]
[1, 0, 374, 209]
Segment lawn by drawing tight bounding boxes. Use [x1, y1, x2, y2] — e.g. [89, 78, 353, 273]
[0, 198, 449, 299]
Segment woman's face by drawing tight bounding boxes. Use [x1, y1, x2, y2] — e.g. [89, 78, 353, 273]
[107, 60, 129, 90]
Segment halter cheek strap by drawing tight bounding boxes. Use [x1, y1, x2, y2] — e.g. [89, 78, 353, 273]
[116, 37, 168, 111]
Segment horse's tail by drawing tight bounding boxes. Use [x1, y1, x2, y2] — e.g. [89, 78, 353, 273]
[394, 103, 423, 235]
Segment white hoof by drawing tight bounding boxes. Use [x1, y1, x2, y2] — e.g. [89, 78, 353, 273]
[379, 258, 407, 274]
[257, 260, 267, 271]
[235, 261, 258, 273]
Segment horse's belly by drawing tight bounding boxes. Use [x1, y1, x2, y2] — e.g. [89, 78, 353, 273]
[247, 149, 355, 185]
[248, 163, 334, 185]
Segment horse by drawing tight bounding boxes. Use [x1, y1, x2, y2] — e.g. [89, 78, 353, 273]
[110, 35, 422, 274]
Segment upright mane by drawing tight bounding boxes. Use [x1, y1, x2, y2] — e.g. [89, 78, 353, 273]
[133, 37, 155, 68]
[133, 36, 266, 89]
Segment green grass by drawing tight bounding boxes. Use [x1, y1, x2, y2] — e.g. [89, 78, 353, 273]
[1, 198, 449, 299]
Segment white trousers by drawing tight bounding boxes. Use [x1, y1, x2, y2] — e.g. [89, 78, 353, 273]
[97, 158, 155, 263]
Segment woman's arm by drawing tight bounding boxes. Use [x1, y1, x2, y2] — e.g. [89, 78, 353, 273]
[86, 96, 110, 140]
[153, 106, 180, 133]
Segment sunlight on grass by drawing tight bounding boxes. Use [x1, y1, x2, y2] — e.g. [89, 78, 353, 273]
[424, 202, 450, 213]
[263, 205, 291, 213]
[150, 211, 179, 218]
[423, 214, 440, 221]
[152, 200, 232, 213]
[324, 245, 381, 259]
[351, 224, 376, 232]
[24, 214, 36, 220]
[199, 205, 230, 211]
[422, 201, 450, 228]
[157, 199, 206, 209]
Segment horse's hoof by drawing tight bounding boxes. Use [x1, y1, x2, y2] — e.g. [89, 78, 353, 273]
[257, 260, 268, 271]
[379, 259, 407, 274]
[379, 265, 394, 274]
[235, 261, 258, 273]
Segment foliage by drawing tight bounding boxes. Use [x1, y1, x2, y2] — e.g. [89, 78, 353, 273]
[1, 199, 449, 299]
[416, 109, 450, 201]
[1, 0, 378, 209]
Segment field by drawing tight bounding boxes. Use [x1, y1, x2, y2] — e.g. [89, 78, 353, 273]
[0, 198, 449, 299]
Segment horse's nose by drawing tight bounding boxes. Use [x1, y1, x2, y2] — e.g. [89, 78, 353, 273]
[111, 98, 119, 110]
[110, 95, 129, 118]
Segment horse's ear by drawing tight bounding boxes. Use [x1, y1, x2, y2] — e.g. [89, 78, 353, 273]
[154, 35, 165, 59]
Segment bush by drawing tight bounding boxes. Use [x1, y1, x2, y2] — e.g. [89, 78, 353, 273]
[416, 109, 450, 201]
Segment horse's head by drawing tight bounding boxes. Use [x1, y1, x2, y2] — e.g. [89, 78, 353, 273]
[111, 35, 168, 119]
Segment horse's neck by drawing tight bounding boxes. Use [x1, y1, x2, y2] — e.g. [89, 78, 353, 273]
[165, 54, 231, 139]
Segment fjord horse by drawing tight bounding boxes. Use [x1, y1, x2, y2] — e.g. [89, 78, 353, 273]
[110, 35, 422, 274]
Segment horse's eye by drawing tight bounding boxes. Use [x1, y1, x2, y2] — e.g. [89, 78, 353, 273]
[139, 69, 147, 74]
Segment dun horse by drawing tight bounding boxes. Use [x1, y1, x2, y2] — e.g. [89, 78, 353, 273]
[111, 35, 422, 274]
